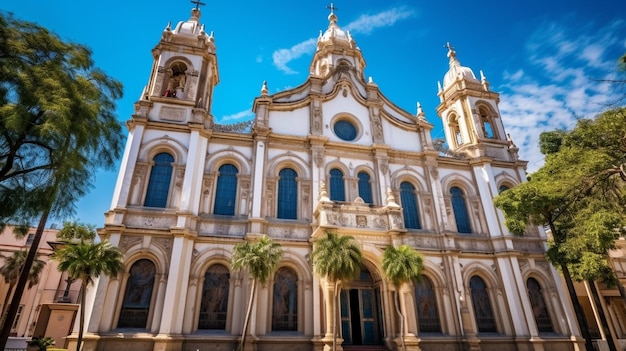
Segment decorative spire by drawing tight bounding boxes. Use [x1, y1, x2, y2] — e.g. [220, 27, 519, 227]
[437, 81, 443, 93]
[480, 70, 490, 91]
[319, 181, 330, 202]
[416, 102, 426, 120]
[260, 81, 268, 96]
[445, 42, 461, 68]
[385, 188, 399, 208]
[164, 21, 172, 31]
[326, 3, 339, 26]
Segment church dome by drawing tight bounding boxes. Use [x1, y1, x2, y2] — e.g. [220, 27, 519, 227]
[442, 43, 478, 88]
[317, 10, 357, 50]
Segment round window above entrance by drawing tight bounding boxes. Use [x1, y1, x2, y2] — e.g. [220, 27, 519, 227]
[333, 119, 358, 141]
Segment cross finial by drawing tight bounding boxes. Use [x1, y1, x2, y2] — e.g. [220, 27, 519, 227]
[444, 42, 454, 51]
[191, 0, 206, 10]
[326, 3, 338, 14]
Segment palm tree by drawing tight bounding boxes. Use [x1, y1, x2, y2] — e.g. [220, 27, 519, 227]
[0, 250, 45, 321]
[382, 245, 424, 351]
[231, 235, 282, 351]
[52, 239, 123, 351]
[311, 231, 362, 351]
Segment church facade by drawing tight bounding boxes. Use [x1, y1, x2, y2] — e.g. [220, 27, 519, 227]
[79, 7, 584, 351]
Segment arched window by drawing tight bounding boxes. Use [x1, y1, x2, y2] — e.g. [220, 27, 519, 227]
[479, 107, 495, 139]
[199, 264, 230, 330]
[449, 114, 462, 146]
[451, 187, 472, 233]
[272, 267, 298, 331]
[214, 164, 238, 216]
[527, 278, 553, 333]
[470, 276, 496, 333]
[400, 182, 421, 229]
[277, 168, 298, 219]
[415, 276, 441, 333]
[144, 153, 174, 208]
[357, 172, 373, 204]
[329, 168, 345, 202]
[498, 185, 510, 194]
[118, 259, 156, 328]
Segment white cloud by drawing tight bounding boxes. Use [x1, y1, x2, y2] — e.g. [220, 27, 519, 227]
[271, 7, 414, 74]
[345, 7, 415, 35]
[498, 18, 626, 173]
[220, 109, 254, 122]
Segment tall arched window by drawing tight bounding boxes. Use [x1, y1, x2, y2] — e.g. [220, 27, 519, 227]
[272, 267, 298, 331]
[144, 152, 174, 208]
[451, 187, 472, 233]
[479, 107, 496, 139]
[199, 264, 230, 330]
[470, 276, 496, 333]
[527, 278, 553, 332]
[449, 114, 462, 146]
[357, 172, 373, 204]
[400, 182, 421, 229]
[214, 164, 238, 216]
[329, 168, 345, 202]
[118, 259, 156, 328]
[277, 168, 298, 219]
[415, 276, 441, 333]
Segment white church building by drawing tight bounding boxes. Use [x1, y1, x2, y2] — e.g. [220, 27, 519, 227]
[78, 6, 585, 351]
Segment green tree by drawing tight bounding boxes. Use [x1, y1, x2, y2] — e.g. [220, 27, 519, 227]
[27, 336, 55, 351]
[0, 250, 45, 320]
[495, 107, 626, 351]
[231, 236, 282, 351]
[51, 235, 123, 351]
[311, 231, 362, 351]
[382, 245, 424, 351]
[0, 12, 124, 348]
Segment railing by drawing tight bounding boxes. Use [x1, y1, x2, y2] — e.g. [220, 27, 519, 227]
[39, 289, 80, 304]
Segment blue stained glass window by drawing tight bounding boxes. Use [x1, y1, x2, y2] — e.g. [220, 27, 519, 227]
[451, 187, 472, 233]
[144, 153, 174, 208]
[278, 168, 298, 219]
[470, 276, 496, 333]
[214, 164, 238, 216]
[330, 168, 345, 202]
[527, 278, 553, 333]
[400, 182, 421, 229]
[415, 276, 442, 333]
[199, 264, 230, 329]
[334, 120, 357, 141]
[272, 267, 298, 331]
[357, 172, 373, 204]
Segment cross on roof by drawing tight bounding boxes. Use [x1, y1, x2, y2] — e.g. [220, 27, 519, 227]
[191, 0, 206, 10]
[326, 3, 338, 14]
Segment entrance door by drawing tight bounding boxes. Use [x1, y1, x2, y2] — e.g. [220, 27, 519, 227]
[339, 267, 384, 346]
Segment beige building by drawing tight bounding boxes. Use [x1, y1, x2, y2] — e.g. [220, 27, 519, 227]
[79, 7, 589, 351]
[0, 225, 79, 349]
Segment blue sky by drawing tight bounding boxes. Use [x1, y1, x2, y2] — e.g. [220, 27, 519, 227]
[2, 0, 625, 227]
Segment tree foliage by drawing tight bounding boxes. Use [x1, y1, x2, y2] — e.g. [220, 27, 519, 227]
[382, 245, 423, 351]
[231, 236, 282, 351]
[51, 235, 123, 351]
[0, 11, 124, 223]
[311, 231, 362, 351]
[495, 107, 626, 283]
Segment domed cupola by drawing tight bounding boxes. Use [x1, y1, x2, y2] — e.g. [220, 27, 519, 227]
[309, 6, 366, 78]
[442, 42, 479, 89]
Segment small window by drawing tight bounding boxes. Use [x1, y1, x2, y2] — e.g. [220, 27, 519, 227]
[400, 182, 421, 229]
[498, 185, 510, 194]
[144, 153, 175, 208]
[334, 120, 357, 141]
[451, 187, 472, 233]
[357, 172, 373, 204]
[25, 234, 35, 245]
[277, 168, 298, 219]
[214, 164, 238, 216]
[329, 168, 345, 202]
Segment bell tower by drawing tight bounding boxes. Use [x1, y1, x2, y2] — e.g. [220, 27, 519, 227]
[136, 6, 219, 125]
[436, 43, 517, 161]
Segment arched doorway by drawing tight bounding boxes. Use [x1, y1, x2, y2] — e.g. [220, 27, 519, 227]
[340, 266, 384, 345]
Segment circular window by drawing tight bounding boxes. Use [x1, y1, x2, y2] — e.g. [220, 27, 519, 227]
[333, 120, 357, 141]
